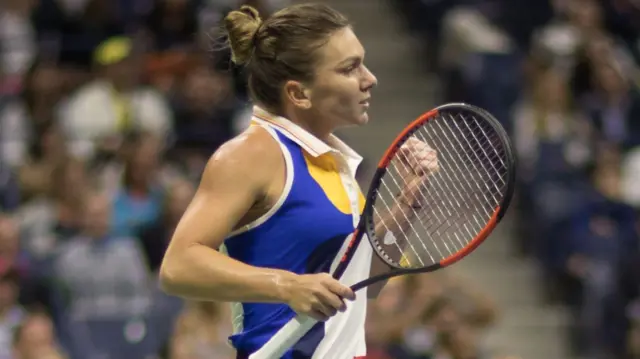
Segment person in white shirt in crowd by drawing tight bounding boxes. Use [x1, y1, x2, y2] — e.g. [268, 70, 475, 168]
[59, 36, 173, 161]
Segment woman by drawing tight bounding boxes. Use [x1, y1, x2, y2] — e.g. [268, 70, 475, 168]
[160, 4, 433, 358]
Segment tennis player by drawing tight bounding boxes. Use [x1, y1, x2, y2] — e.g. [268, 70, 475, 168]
[160, 3, 435, 358]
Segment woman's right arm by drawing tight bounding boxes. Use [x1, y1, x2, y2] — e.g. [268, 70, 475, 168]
[159, 128, 294, 303]
[159, 128, 354, 318]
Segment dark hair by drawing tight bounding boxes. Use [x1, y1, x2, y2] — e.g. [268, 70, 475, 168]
[223, 4, 350, 112]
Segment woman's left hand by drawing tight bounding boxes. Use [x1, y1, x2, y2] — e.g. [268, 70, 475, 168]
[397, 138, 439, 177]
[396, 138, 438, 208]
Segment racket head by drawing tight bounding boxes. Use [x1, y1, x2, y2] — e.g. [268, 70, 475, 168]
[361, 103, 516, 272]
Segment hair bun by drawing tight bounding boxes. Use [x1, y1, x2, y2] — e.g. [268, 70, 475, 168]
[239, 5, 260, 21]
[224, 5, 263, 66]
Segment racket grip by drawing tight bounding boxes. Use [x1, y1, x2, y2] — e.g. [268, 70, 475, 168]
[248, 315, 318, 359]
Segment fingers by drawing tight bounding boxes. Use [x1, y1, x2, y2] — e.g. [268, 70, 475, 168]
[291, 273, 356, 322]
[321, 274, 355, 301]
[307, 309, 330, 322]
[311, 300, 338, 319]
[398, 139, 438, 175]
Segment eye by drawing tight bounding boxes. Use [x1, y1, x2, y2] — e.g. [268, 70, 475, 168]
[342, 63, 359, 74]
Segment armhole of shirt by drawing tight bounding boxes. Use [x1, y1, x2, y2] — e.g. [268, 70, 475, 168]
[226, 124, 295, 237]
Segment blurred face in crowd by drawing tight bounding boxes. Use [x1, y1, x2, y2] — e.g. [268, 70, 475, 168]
[36, 124, 66, 162]
[1, 0, 35, 15]
[183, 65, 231, 114]
[0, 216, 19, 269]
[126, 136, 161, 189]
[83, 194, 111, 238]
[52, 159, 87, 205]
[0, 217, 19, 313]
[13, 313, 59, 359]
[594, 164, 622, 200]
[57, 160, 86, 193]
[585, 34, 614, 66]
[26, 64, 65, 124]
[0, 274, 17, 314]
[31, 64, 63, 99]
[439, 325, 480, 359]
[594, 64, 628, 98]
[535, 70, 570, 111]
[103, 56, 141, 91]
[429, 300, 462, 335]
[569, 0, 602, 31]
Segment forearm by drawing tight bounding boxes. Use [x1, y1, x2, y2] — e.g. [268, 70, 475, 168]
[160, 244, 293, 303]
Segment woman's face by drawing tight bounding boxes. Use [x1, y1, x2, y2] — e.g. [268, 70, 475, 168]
[304, 27, 378, 128]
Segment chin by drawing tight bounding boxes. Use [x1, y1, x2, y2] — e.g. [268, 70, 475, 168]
[355, 111, 370, 125]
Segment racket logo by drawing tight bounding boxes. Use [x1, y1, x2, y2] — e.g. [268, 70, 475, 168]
[340, 229, 359, 263]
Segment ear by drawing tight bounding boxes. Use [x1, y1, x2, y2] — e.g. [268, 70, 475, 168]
[283, 80, 312, 110]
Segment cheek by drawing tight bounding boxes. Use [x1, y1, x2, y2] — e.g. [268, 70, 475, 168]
[314, 76, 359, 105]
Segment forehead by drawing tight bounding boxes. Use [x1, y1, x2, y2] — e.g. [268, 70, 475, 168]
[317, 27, 364, 66]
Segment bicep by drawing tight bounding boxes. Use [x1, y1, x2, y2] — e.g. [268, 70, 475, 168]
[172, 183, 256, 251]
[167, 146, 271, 253]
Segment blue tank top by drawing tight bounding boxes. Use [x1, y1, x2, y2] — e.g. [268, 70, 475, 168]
[222, 120, 365, 356]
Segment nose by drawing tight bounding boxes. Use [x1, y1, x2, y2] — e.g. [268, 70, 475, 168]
[361, 65, 377, 91]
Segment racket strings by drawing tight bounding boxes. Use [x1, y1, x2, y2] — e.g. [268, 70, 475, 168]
[370, 110, 510, 269]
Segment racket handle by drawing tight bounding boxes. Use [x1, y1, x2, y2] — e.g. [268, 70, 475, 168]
[248, 315, 318, 359]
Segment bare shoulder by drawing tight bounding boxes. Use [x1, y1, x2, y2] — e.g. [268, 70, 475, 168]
[200, 125, 283, 191]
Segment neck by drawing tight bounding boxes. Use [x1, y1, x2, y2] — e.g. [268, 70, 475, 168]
[283, 107, 334, 142]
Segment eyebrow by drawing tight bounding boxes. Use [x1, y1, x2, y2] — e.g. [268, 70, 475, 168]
[336, 55, 362, 67]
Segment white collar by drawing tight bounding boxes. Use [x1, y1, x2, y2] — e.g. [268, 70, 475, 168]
[252, 106, 363, 166]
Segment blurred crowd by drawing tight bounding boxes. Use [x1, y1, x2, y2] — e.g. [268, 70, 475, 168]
[1, 0, 640, 358]
[393, 0, 640, 358]
[0, 0, 282, 357]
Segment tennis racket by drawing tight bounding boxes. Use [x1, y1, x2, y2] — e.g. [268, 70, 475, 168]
[250, 102, 516, 359]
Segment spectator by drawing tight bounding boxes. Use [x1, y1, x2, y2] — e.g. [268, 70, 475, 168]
[0, 59, 66, 168]
[143, 0, 200, 52]
[366, 273, 497, 359]
[0, 162, 20, 212]
[564, 149, 639, 358]
[0, 267, 25, 359]
[60, 36, 173, 161]
[170, 57, 241, 168]
[18, 158, 88, 258]
[107, 133, 166, 238]
[513, 66, 592, 181]
[582, 61, 640, 151]
[0, 0, 37, 81]
[12, 310, 67, 359]
[168, 301, 234, 359]
[17, 121, 69, 201]
[0, 215, 24, 275]
[51, 192, 154, 358]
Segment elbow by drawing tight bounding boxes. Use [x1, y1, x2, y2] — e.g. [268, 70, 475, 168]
[159, 254, 182, 296]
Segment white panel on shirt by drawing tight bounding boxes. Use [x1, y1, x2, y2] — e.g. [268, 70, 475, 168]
[310, 153, 371, 359]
